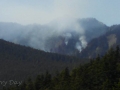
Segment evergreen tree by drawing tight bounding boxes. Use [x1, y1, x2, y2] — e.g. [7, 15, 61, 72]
[26, 78, 34, 90]
[20, 82, 26, 90]
[34, 74, 44, 90]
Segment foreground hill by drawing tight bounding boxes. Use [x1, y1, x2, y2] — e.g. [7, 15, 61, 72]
[79, 24, 120, 58]
[0, 39, 84, 82]
[5, 45, 120, 90]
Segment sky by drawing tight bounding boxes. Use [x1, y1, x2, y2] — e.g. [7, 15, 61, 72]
[0, 0, 120, 26]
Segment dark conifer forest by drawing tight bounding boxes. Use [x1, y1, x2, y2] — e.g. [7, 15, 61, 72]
[3, 44, 120, 89]
[0, 39, 85, 88]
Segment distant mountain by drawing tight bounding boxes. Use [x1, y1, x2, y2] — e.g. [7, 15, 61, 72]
[0, 18, 108, 55]
[47, 18, 108, 55]
[79, 24, 120, 58]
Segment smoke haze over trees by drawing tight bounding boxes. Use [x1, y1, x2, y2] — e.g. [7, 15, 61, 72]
[0, 18, 108, 54]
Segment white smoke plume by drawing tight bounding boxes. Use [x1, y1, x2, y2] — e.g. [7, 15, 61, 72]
[63, 33, 72, 45]
[0, 18, 107, 53]
[75, 42, 82, 52]
[79, 36, 87, 48]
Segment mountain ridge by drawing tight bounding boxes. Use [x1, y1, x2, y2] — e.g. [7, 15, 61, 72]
[79, 24, 120, 58]
[0, 38, 84, 82]
[1, 18, 120, 59]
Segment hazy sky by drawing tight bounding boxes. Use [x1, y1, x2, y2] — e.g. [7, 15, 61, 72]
[0, 0, 120, 26]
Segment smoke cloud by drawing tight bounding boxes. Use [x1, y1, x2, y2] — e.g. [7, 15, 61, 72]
[0, 17, 107, 53]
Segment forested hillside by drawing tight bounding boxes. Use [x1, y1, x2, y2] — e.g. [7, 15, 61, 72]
[5, 46, 120, 90]
[79, 24, 120, 58]
[0, 39, 84, 82]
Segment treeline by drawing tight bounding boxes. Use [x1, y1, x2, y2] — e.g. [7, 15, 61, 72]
[0, 39, 84, 82]
[3, 46, 120, 90]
